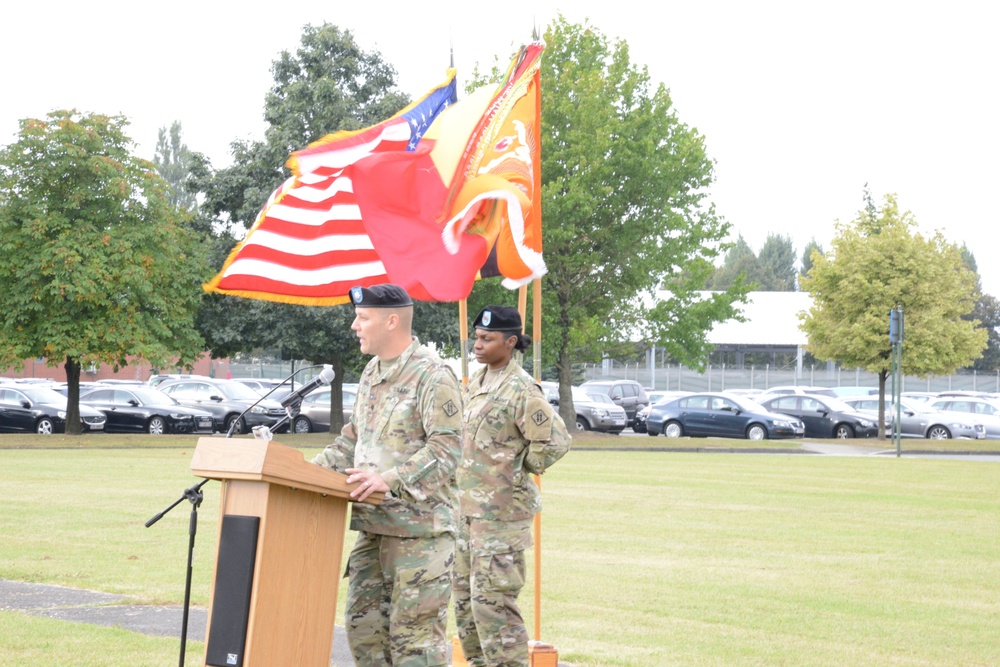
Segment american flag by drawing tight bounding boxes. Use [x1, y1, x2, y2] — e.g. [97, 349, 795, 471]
[203, 72, 458, 305]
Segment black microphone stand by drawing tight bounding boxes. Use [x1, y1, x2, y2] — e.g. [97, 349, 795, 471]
[146, 480, 207, 667]
[145, 364, 323, 667]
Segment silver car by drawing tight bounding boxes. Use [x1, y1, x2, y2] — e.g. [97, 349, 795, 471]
[291, 388, 356, 434]
[541, 382, 627, 434]
[844, 397, 986, 440]
[925, 397, 1000, 439]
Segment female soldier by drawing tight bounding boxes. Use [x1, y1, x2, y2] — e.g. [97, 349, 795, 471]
[453, 306, 571, 666]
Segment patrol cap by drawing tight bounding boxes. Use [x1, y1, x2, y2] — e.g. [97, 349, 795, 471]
[473, 306, 522, 331]
[348, 284, 414, 308]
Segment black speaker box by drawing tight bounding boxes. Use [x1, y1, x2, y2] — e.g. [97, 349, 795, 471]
[205, 514, 260, 667]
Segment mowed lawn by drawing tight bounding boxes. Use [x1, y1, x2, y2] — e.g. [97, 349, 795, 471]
[0, 437, 998, 666]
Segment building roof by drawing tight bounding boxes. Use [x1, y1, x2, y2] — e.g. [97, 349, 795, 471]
[705, 291, 812, 346]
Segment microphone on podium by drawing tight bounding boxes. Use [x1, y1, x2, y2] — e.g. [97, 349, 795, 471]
[280, 365, 335, 408]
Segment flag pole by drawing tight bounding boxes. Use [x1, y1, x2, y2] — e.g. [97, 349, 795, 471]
[530, 278, 543, 642]
[459, 298, 469, 386]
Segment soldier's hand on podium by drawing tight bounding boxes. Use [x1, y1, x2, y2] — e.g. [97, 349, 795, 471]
[346, 468, 388, 503]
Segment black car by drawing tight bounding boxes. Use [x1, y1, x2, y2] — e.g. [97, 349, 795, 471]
[758, 394, 878, 439]
[80, 386, 215, 435]
[646, 392, 805, 440]
[157, 378, 286, 435]
[0, 385, 106, 434]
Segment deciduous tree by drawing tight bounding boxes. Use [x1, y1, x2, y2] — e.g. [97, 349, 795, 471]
[800, 193, 987, 436]
[533, 17, 747, 425]
[0, 111, 209, 433]
[193, 24, 458, 431]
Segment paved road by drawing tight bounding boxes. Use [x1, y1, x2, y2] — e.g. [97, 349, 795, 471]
[0, 578, 572, 666]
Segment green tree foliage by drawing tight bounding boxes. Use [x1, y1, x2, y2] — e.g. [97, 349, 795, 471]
[708, 233, 796, 291]
[534, 17, 746, 423]
[707, 235, 758, 290]
[799, 238, 823, 286]
[192, 24, 457, 432]
[800, 193, 987, 435]
[0, 111, 209, 433]
[757, 233, 797, 290]
[968, 293, 1000, 371]
[958, 244, 1000, 371]
[152, 121, 198, 211]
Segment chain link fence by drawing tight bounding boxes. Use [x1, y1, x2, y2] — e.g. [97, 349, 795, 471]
[582, 359, 1000, 394]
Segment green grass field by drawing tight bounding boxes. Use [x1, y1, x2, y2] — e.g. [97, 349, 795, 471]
[1, 433, 998, 666]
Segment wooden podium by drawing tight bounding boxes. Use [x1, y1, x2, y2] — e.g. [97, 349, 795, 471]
[190, 437, 381, 667]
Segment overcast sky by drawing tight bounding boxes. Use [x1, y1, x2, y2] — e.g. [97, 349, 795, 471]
[3, 1, 998, 298]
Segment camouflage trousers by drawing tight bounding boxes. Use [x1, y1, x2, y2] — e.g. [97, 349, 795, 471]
[452, 516, 532, 667]
[346, 531, 454, 666]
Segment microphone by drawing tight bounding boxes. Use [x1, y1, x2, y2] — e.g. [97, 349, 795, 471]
[224, 364, 326, 438]
[280, 365, 335, 408]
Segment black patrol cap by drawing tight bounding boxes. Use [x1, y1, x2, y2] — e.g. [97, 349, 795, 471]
[349, 284, 414, 308]
[473, 306, 522, 331]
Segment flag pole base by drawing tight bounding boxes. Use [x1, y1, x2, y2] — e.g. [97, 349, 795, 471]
[529, 640, 560, 666]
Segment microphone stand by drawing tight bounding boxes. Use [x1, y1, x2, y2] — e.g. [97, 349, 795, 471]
[144, 364, 324, 666]
[225, 365, 324, 437]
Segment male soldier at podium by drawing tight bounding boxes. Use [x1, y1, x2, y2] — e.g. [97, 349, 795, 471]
[312, 283, 463, 667]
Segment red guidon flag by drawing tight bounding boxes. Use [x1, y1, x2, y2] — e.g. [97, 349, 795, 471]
[204, 42, 546, 305]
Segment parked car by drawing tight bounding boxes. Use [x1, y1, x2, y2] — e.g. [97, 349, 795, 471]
[842, 396, 986, 440]
[291, 388, 357, 433]
[80, 386, 215, 435]
[50, 381, 99, 396]
[901, 391, 939, 403]
[541, 382, 627, 433]
[633, 391, 693, 433]
[147, 373, 206, 388]
[232, 377, 299, 403]
[646, 392, 804, 440]
[157, 378, 286, 435]
[925, 397, 1000, 439]
[721, 388, 765, 400]
[579, 380, 648, 426]
[755, 385, 838, 402]
[758, 394, 878, 439]
[830, 386, 879, 398]
[0, 385, 106, 434]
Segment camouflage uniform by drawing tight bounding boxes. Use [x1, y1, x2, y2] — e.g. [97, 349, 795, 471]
[454, 361, 571, 667]
[313, 337, 463, 666]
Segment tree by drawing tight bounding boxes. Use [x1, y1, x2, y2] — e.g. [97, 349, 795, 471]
[193, 23, 458, 432]
[152, 121, 198, 211]
[799, 238, 823, 287]
[534, 17, 747, 426]
[707, 235, 758, 290]
[0, 111, 209, 433]
[756, 233, 796, 291]
[800, 193, 987, 437]
[958, 244, 1000, 372]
